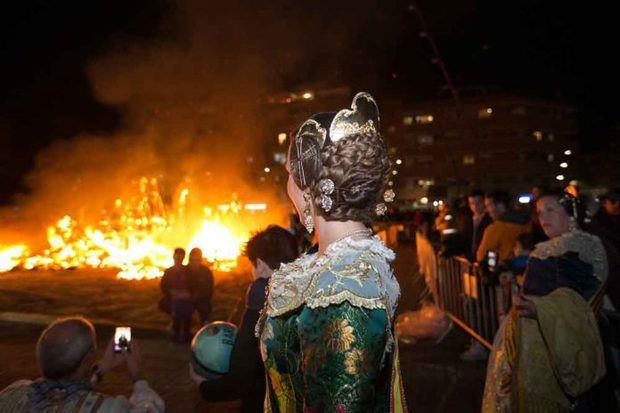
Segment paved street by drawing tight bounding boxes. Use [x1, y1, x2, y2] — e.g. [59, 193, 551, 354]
[0, 243, 486, 412]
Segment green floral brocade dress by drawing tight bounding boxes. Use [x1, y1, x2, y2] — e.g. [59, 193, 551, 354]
[257, 237, 406, 413]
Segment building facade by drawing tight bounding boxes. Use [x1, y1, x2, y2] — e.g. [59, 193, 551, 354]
[386, 95, 578, 203]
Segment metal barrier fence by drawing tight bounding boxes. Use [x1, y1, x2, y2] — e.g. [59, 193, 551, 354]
[416, 232, 506, 350]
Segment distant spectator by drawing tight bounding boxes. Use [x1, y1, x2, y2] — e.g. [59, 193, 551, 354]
[530, 185, 549, 244]
[476, 190, 531, 262]
[504, 232, 536, 280]
[498, 233, 536, 316]
[590, 188, 620, 253]
[588, 188, 620, 310]
[186, 248, 215, 325]
[160, 248, 194, 342]
[0, 317, 164, 413]
[190, 225, 298, 413]
[467, 189, 493, 261]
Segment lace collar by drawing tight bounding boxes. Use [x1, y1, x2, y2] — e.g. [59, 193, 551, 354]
[530, 230, 608, 282]
[264, 236, 399, 318]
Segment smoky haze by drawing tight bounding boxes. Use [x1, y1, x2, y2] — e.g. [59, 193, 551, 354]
[0, 0, 382, 246]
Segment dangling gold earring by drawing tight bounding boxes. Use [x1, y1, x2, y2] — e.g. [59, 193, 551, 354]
[568, 217, 577, 232]
[303, 192, 314, 234]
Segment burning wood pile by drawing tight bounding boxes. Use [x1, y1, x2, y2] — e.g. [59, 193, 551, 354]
[0, 176, 278, 280]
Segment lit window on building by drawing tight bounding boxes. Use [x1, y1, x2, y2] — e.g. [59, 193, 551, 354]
[547, 154, 554, 162]
[388, 126, 396, 133]
[415, 114, 434, 124]
[478, 108, 493, 119]
[533, 131, 543, 141]
[418, 179, 435, 186]
[403, 116, 414, 125]
[548, 133, 555, 142]
[511, 106, 527, 115]
[417, 135, 434, 145]
[463, 155, 476, 165]
[277, 132, 287, 145]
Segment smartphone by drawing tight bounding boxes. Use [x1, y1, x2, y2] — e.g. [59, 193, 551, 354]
[487, 250, 497, 271]
[114, 327, 131, 353]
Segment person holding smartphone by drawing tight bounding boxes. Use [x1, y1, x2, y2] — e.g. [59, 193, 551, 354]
[0, 317, 164, 413]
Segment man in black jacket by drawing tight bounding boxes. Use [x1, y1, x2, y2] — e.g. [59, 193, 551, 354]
[190, 225, 298, 413]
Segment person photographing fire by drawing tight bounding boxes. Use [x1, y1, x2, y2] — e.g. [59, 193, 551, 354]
[0, 317, 164, 412]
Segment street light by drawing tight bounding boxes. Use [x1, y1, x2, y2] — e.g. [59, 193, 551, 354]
[556, 174, 565, 181]
[560, 162, 568, 168]
[264, 167, 271, 173]
[396, 159, 402, 165]
[564, 149, 572, 156]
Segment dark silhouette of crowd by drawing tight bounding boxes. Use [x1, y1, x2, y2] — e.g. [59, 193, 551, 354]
[159, 247, 214, 343]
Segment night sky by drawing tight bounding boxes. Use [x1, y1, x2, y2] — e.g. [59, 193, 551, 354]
[1, 0, 618, 203]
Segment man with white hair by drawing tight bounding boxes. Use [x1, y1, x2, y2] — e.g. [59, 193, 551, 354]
[0, 317, 165, 412]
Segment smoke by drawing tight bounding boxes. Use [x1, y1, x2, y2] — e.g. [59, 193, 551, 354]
[0, 0, 380, 246]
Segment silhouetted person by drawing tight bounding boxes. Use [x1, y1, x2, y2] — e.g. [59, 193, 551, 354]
[186, 248, 214, 325]
[160, 248, 194, 342]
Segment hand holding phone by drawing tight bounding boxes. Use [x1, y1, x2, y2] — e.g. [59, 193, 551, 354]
[114, 327, 131, 353]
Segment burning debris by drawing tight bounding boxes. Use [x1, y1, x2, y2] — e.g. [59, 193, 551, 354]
[0, 176, 279, 280]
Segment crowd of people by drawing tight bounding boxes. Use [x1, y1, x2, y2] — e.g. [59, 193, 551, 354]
[426, 185, 620, 411]
[1, 89, 619, 412]
[0, 92, 406, 412]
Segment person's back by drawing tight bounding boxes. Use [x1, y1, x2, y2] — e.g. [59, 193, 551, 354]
[185, 248, 214, 324]
[190, 225, 298, 413]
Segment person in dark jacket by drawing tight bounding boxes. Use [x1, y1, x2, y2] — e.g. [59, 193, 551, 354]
[160, 248, 195, 342]
[467, 189, 493, 261]
[189, 225, 298, 413]
[186, 248, 215, 325]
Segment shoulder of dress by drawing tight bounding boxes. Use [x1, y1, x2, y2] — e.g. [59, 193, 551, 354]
[265, 242, 400, 319]
[530, 231, 608, 280]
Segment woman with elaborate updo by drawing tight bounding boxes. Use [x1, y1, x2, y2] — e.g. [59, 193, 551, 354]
[256, 93, 406, 412]
[483, 190, 617, 412]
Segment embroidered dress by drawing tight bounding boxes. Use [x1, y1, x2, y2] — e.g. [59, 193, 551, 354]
[482, 230, 609, 412]
[257, 236, 405, 413]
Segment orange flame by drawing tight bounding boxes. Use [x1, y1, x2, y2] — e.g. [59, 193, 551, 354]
[0, 177, 282, 280]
